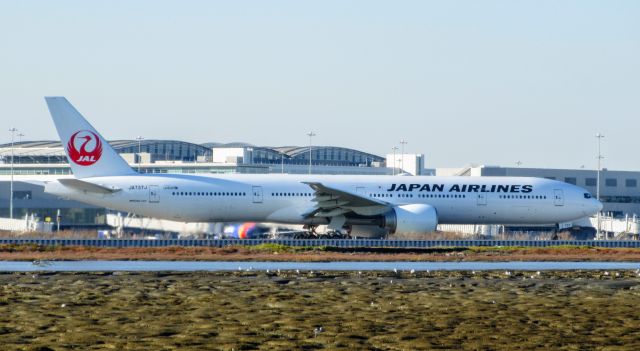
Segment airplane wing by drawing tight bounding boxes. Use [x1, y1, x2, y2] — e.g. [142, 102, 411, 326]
[302, 182, 390, 218]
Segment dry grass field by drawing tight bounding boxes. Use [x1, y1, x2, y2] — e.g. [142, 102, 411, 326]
[1, 243, 640, 262]
[0, 270, 639, 350]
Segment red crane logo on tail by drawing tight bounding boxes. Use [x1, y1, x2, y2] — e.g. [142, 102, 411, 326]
[67, 130, 103, 166]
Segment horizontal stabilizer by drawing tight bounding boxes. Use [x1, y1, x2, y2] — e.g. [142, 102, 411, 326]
[58, 178, 121, 194]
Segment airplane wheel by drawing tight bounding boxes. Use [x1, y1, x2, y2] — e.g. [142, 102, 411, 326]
[324, 230, 346, 239]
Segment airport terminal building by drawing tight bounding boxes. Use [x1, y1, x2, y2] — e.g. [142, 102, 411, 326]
[1, 140, 639, 228]
[0, 140, 386, 172]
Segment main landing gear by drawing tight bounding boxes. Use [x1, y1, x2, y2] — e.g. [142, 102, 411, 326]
[298, 224, 351, 239]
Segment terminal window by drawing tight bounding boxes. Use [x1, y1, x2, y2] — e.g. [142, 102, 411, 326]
[12, 191, 32, 200]
[605, 178, 617, 187]
[564, 177, 577, 185]
[626, 179, 637, 187]
[585, 178, 597, 186]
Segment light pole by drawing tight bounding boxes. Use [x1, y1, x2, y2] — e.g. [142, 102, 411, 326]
[306, 131, 316, 174]
[8, 128, 17, 221]
[16, 133, 25, 165]
[135, 136, 144, 172]
[399, 139, 407, 172]
[596, 133, 605, 239]
[391, 146, 399, 176]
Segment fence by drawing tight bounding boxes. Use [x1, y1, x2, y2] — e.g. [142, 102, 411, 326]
[0, 238, 639, 248]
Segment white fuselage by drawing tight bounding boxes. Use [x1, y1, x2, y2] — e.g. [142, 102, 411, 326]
[45, 174, 602, 226]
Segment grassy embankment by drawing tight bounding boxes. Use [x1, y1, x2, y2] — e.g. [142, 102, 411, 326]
[1, 243, 640, 261]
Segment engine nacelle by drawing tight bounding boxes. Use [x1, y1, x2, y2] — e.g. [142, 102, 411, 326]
[383, 204, 438, 235]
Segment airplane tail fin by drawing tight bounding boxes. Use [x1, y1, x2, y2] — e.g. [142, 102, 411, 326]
[45, 97, 137, 179]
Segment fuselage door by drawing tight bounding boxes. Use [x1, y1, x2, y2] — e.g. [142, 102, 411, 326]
[477, 193, 487, 206]
[149, 185, 160, 203]
[554, 189, 564, 206]
[252, 186, 263, 203]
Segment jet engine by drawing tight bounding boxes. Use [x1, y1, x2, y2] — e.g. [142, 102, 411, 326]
[382, 204, 438, 235]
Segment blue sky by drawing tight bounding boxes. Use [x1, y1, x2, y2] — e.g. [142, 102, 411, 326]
[0, 1, 638, 169]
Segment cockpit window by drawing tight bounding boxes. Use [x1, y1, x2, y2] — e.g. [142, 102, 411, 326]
[584, 193, 592, 199]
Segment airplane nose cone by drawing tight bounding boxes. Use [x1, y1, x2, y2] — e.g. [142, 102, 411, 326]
[583, 198, 603, 216]
[595, 199, 603, 212]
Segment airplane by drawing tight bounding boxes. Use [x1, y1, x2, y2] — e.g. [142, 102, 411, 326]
[42, 97, 603, 237]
